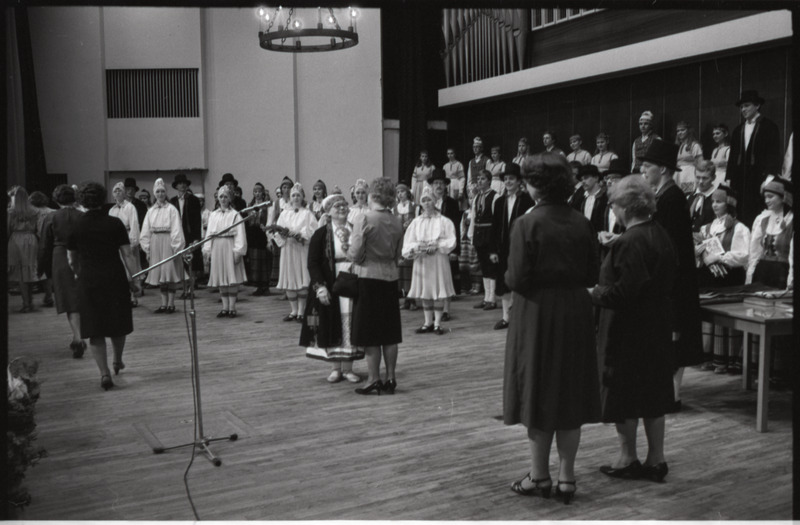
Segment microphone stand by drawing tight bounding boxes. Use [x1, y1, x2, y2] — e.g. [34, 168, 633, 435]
[132, 205, 266, 466]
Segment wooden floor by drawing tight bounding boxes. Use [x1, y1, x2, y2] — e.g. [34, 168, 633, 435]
[6, 285, 793, 520]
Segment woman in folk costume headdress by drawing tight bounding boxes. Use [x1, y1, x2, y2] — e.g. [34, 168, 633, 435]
[139, 178, 185, 313]
[109, 181, 142, 307]
[274, 182, 319, 322]
[203, 185, 248, 318]
[348, 178, 370, 224]
[402, 185, 457, 335]
[410, 150, 435, 205]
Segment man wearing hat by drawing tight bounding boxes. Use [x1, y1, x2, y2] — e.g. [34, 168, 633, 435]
[639, 138, 704, 412]
[430, 168, 462, 314]
[467, 137, 488, 186]
[597, 159, 628, 254]
[631, 111, 661, 173]
[489, 162, 534, 330]
[169, 173, 204, 285]
[218, 173, 246, 211]
[124, 177, 148, 230]
[727, 89, 783, 226]
[577, 164, 607, 234]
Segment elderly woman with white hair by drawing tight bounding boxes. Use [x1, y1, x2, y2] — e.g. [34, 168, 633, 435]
[301, 193, 364, 383]
[109, 181, 142, 307]
[203, 185, 248, 318]
[139, 178, 186, 313]
[274, 182, 318, 322]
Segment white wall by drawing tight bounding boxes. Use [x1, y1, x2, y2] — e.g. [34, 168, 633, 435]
[28, 7, 106, 184]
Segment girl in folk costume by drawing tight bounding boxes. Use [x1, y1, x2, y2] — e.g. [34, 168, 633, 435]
[393, 183, 418, 310]
[674, 121, 704, 194]
[348, 179, 370, 224]
[268, 176, 295, 296]
[203, 185, 248, 318]
[139, 178, 186, 313]
[694, 185, 750, 374]
[245, 182, 272, 296]
[300, 194, 365, 383]
[410, 150, 435, 205]
[109, 182, 142, 307]
[308, 179, 328, 220]
[459, 183, 483, 295]
[747, 177, 794, 289]
[710, 124, 731, 186]
[402, 186, 457, 335]
[274, 182, 319, 322]
[590, 132, 619, 174]
[8, 186, 40, 312]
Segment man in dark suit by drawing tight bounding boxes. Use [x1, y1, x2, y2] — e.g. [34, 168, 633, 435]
[169, 173, 204, 289]
[489, 162, 535, 330]
[124, 177, 149, 279]
[727, 90, 783, 226]
[639, 138, 704, 413]
[577, 164, 607, 234]
[430, 168, 462, 321]
[686, 160, 717, 233]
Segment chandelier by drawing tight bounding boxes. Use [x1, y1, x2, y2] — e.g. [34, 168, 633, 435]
[258, 7, 359, 52]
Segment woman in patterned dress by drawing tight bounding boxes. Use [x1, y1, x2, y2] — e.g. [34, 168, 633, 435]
[301, 193, 364, 383]
[139, 178, 185, 313]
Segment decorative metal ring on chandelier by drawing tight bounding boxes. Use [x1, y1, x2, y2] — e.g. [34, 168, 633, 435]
[257, 7, 359, 52]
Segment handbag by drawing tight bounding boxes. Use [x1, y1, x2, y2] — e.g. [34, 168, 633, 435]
[332, 267, 359, 298]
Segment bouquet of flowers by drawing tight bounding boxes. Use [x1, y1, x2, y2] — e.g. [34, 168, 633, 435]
[6, 357, 47, 514]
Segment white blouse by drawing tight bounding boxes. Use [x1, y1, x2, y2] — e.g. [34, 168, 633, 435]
[699, 216, 750, 269]
[591, 151, 619, 173]
[109, 200, 140, 247]
[747, 209, 794, 283]
[202, 207, 247, 257]
[274, 206, 318, 248]
[139, 201, 185, 256]
[401, 213, 457, 259]
[347, 204, 369, 225]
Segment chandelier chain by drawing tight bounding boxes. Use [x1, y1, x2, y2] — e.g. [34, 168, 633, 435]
[281, 7, 295, 44]
[327, 8, 341, 30]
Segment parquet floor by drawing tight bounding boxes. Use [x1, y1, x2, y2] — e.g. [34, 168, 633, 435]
[6, 285, 793, 520]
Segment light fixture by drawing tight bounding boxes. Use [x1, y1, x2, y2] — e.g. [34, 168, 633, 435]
[258, 7, 358, 52]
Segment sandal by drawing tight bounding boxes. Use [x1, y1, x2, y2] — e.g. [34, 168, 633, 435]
[510, 474, 551, 498]
[554, 480, 576, 504]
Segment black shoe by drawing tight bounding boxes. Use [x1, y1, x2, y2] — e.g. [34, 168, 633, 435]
[251, 288, 263, 296]
[554, 480, 576, 504]
[113, 361, 125, 376]
[355, 380, 383, 395]
[70, 341, 85, 359]
[600, 460, 643, 480]
[283, 313, 297, 322]
[483, 302, 497, 311]
[510, 473, 552, 498]
[383, 379, 397, 395]
[473, 301, 487, 309]
[415, 324, 433, 334]
[228, 310, 237, 318]
[296, 315, 304, 323]
[440, 312, 451, 322]
[166, 305, 176, 314]
[641, 462, 668, 483]
[101, 375, 114, 391]
[217, 310, 229, 318]
[155, 306, 168, 314]
[433, 325, 444, 335]
[493, 319, 509, 330]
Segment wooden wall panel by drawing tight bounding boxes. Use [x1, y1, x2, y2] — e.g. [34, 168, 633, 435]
[571, 82, 604, 156]
[700, 55, 742, 160]
[597, 78, 633, 169]
[663, 63, 702, 147]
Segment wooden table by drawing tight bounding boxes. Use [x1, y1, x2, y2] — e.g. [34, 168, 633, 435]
[699, 301, 793, 432]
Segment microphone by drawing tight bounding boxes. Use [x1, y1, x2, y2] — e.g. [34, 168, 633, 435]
[240, 200, 272, 214]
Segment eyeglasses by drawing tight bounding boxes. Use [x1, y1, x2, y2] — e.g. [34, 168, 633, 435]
[332, 202, 349, 209]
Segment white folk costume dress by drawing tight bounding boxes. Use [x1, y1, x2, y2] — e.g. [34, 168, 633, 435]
[567, 149, 592, 165]
[139, 201, 185, 285]
[274, 206, 318, 291]
[675, 141, 704, 193]
[402, 212, 457, 300]
[411, 163, 435, 204]
[711, 144, 731, 185]
[590, 151, 619, 173]
[486, 159, 507, 195]
[443, 160, 466, 201]
[203, 207, 248, 287]
[108, 199, 142, 276]
[347, 203, 369, 225]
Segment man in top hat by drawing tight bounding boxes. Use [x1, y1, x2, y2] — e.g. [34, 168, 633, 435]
[597, 158, 628, 254]
[169, 173, 204, 284]
[124, 177, 148, 229]
[577, 164, 607, 234]
[467, 137, 488, 186]
[430, 168, 462, 317]
[489, 162, 534, 330]
[631, 110, 661, 173]
[639, 138, 703, 412]
[727, 89, 783, 226]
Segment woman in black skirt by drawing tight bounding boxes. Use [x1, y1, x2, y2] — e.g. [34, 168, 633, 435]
[245, 182, 272, 296]
[67, 182, 141, 391]
[347, 177, 404, 395]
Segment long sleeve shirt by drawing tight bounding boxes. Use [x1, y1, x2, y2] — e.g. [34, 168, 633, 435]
[139, 201, 185, 256]
[202, 207, 247, 257]
[109, 200, 140, 248]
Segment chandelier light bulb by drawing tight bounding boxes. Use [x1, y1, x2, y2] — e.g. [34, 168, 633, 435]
[258, 8, 264, 17]
[327, 15, 335, 24]
[292, 19, 301, 29]
[350, 8, 357, 18]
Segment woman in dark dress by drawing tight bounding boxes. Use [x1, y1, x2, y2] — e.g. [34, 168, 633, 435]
[504, 153, 601, 504]
[347, 177, 404, 395]
[300, 194, 364, 383]
[39, 184, 86, 358]
[245, 182, 272, 296]
[67, 182, 141, 391]
[591, 176, 676, 483]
